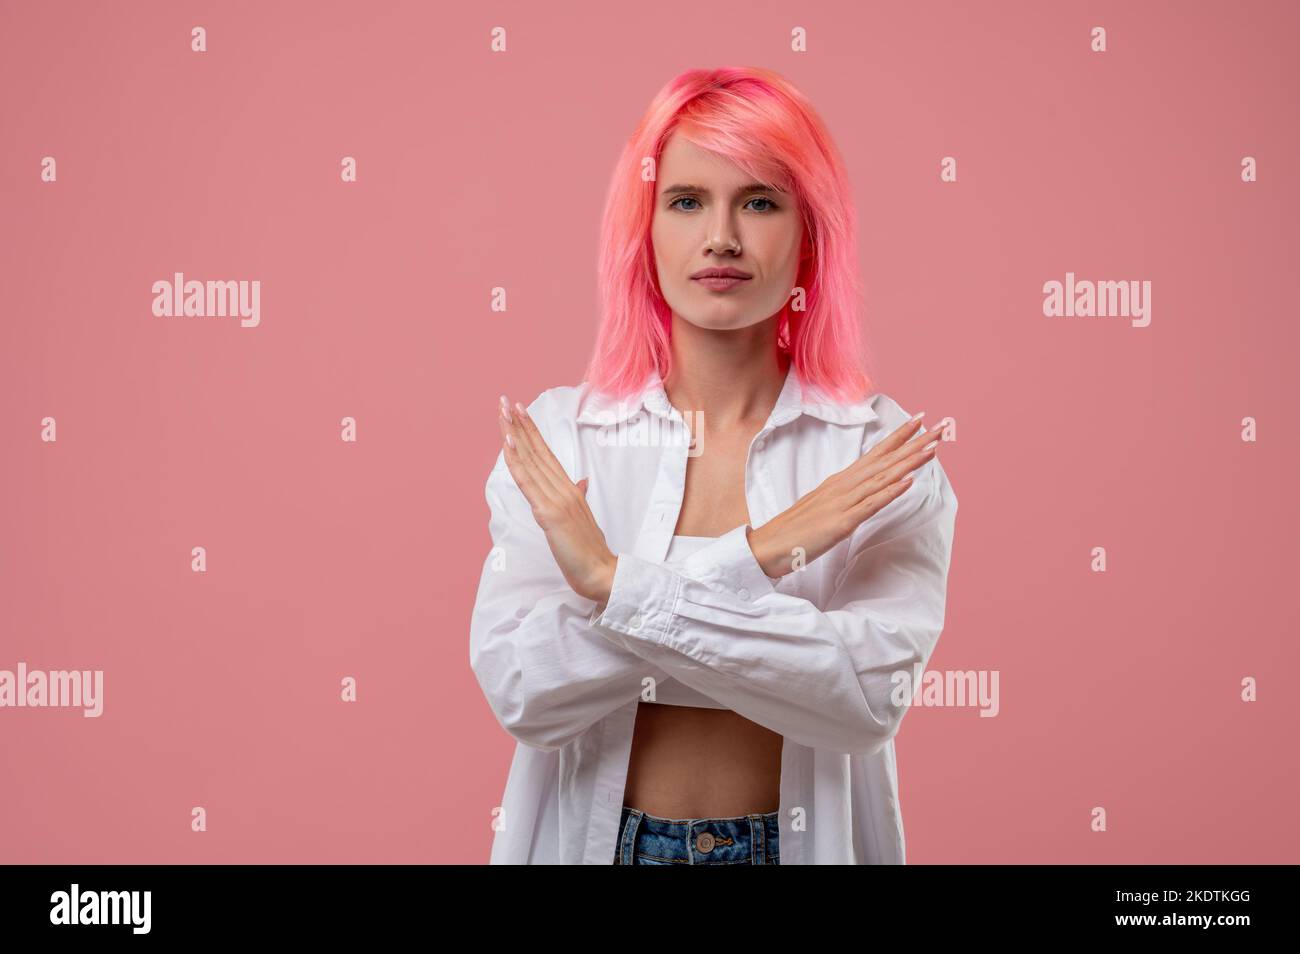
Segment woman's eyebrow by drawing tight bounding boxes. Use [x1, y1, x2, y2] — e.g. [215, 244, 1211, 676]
[661, 182, 784, 196]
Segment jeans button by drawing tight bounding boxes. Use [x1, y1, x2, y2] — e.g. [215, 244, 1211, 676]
[695, 831, 715, 853]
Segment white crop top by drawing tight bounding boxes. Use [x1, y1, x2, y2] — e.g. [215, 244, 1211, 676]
[641, 534, 729, 711]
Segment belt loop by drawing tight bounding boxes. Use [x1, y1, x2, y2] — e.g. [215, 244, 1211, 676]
[750, 814, 763, 865]
[619, 809, 643, 866]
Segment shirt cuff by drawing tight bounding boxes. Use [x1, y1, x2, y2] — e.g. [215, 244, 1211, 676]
[678, 523, 779, 603]
[590, 524, 777, 649]
[590, 551, 682, 646]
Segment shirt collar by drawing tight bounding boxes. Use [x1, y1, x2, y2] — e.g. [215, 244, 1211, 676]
[576, 362, 878, 429]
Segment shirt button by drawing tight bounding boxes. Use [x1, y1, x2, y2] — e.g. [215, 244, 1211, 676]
[755, 438, 766, 450]
[629, 615, 642, 629]
[695, 831, 715, 853]
[737, 588, 750, 601]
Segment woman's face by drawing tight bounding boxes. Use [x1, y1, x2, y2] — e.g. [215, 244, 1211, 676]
[650, 133, 805, 333]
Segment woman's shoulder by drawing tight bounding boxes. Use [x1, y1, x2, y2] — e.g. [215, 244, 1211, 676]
[860, 390, 956, 508]
[857, 390, 948, 471]
[516, 381, 594, 430]
[859, 391, 916, 444]
[518, 382, 584, 417]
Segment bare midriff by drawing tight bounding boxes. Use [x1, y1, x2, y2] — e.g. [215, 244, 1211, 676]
[622, 703, 783, 817]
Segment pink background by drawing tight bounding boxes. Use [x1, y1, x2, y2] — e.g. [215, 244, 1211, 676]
[2, 0, 1297, 863]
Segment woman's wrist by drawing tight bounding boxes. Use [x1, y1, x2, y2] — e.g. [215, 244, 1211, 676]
[591, 551, 617, 605]
[745, 525, 784, 578]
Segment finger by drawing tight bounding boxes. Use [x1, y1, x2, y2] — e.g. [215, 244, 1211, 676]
[850, 441, 938, 507]
[509, 399, 576, 498]
[884, 438, 941, 483]
[877, 413, 928, 454]
[850, 417, 940, 479]
[499, 398, 545, 477]
[499, 406, 563, 512]
[500, 399, 575, 517]
[501, 431, 565, 516]
[843, 415, 926, 477]
[850, 473, 916, 522]
[510, 400, 566, 480]
[875, 423, 943, 472]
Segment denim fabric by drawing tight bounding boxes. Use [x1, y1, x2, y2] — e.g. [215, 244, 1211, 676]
[613, 806, 780, 865]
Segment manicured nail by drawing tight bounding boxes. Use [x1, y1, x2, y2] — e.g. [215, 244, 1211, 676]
[515, 401, 525, 416]
[499, 395, 512, 422]
[505, 433, 515, 449]
[912, 411, 925, 421]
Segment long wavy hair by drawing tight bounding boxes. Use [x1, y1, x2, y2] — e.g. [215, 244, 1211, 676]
[583, 66, 874, 404]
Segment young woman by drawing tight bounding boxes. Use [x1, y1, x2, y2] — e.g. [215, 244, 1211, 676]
[470, 67, 958, 865]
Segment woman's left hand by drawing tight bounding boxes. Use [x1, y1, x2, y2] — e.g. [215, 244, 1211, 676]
[498, 395, 617, 604]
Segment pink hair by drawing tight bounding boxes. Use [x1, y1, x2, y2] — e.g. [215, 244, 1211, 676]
[583, 66, 874, 404]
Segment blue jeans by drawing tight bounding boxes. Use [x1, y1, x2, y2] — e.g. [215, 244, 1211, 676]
[614, 806, 780, 865]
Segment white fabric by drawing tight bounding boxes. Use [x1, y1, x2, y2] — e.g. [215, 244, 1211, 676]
[643, 535, 727, 710]
[469, 363, 958, 864]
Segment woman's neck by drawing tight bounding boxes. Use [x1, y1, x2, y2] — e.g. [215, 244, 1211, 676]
[662, 315, 789, 429]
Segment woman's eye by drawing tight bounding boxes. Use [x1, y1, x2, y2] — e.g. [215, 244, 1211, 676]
[669, 196, 778, 212]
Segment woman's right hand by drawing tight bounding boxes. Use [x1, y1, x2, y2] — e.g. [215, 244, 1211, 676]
[747, 415, 941, 578]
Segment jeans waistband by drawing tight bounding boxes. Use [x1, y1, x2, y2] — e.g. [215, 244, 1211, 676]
[615, 806, 781, 865]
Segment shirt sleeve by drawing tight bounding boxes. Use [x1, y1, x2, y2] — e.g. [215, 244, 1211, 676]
[589, 455, 958, 756]
[468, 395, 671, 753]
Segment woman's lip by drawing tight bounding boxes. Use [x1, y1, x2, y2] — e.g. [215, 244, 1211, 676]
[692, 276, 750, 291]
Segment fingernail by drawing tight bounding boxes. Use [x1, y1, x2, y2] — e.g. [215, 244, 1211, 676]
[515, 401, 525, 416]
[499, 395, 512, 422]
[912, 411, 925, 421]
[505, 433, 515, 449]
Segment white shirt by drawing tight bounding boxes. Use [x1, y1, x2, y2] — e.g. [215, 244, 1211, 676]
[469, 362, 958, 864]
[645, 534, 729, 709]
